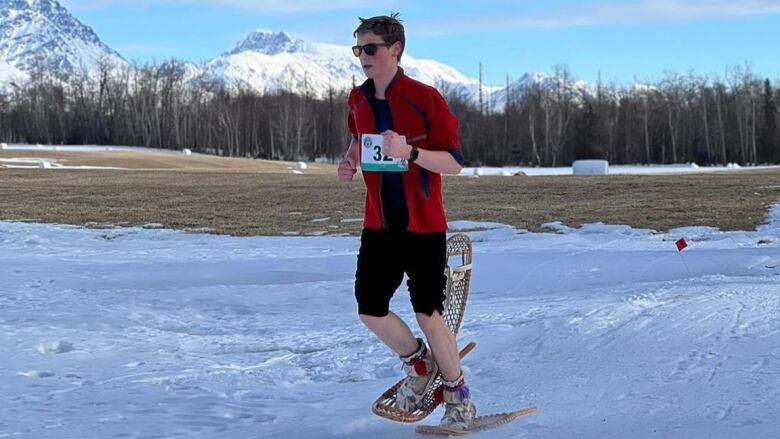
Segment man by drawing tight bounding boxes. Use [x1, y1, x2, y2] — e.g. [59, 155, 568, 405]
[337, 13, 476, 430]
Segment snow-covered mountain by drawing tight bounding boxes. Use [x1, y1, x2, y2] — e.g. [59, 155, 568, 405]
[200, 30, 491, 101]
[0, 0, 125, 81]
[0, 58, 28, 92]
[197, 30, 609, 111]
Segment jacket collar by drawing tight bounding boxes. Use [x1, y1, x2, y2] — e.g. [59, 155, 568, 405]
[359, 67, 404, 98]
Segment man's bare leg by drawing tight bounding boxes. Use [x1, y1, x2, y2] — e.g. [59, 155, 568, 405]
[416, 311, 461, 381]
[360, 310, 461, 380]
[360, 312, 420, 356]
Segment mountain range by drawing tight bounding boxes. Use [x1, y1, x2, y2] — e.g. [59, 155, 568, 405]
[0, 0, 594, 108]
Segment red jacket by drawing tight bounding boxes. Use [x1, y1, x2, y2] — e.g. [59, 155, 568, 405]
[347, 68, 462, 233]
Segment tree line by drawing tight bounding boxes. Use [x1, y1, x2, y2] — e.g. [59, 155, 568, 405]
[0, 61, 778, 166]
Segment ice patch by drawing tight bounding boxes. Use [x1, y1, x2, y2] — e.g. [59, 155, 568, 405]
[17, 370, 55, 378]
[448, 220, 514, 231]
[577, 222, 655, 236]
[38, 340, 74, 354]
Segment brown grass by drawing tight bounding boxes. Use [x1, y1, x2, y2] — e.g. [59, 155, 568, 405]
[1, 149, 779, 236]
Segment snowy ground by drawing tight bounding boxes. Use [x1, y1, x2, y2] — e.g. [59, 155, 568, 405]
[1, 144, 176, 154]
[1, 207, 780, 438]
[459, 163, 780, 176]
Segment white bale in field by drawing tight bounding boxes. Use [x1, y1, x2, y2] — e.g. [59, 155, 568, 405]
[183, 148, 192, 156]
[573, 159, 609, 176]
[39, 160, 52, 168]
[293, 161, 307, 170]
[0, 143, 7, 150]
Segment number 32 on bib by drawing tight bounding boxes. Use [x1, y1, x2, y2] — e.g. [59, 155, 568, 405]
[361, 134, 408, 172]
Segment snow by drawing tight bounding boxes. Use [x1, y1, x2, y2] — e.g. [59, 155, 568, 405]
[0, 156, 122, 170]
[0, 58, 28, 92]
[2, 144, 173, 153]
[460, 163, 780, 176]
[0, 0, 126, 81]
[1, 200, 779, 438]
[38, 340, 75, 355]
[201, 30, 497, 103]
[573, 159, 609, 175]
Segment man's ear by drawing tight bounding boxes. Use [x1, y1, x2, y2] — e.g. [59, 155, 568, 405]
[391, 41, 403, 60]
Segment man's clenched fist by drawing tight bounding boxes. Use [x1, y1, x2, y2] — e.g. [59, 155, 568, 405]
[338, 156, 357, 182]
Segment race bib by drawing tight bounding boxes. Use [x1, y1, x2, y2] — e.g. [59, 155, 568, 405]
[360, 134, 408, 172]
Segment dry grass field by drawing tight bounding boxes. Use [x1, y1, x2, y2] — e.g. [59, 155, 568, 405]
[1, 148, 779, 236]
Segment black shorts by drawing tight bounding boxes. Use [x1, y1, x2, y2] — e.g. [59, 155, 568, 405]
[355, 228, 447, 317]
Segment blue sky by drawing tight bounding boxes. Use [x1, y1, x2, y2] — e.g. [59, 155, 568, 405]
[61, 0, 780, 85]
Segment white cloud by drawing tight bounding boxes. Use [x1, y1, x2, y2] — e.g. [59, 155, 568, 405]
[420, 0, 780, 34]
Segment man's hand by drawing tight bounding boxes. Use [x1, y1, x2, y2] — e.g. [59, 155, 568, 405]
[381, 130, 412, 160]
[338, 155, 358, 182]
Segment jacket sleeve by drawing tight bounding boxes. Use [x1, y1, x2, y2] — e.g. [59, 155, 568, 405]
[347, 93, 358, 141]
[425, 88, 461, 152]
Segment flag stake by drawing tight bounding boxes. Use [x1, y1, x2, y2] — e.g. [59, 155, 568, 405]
[675, 237, 693, 277]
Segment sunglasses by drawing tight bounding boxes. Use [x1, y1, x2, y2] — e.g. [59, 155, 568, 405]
[352, 43, 393, 57]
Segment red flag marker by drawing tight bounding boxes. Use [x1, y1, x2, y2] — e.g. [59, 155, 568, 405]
[674, 237, 693, 276]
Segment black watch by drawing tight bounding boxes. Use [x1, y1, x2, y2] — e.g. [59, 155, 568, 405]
[408, 147, 420, 163]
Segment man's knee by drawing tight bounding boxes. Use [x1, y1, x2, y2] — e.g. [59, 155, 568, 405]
[415, 310, 444, 335]
[360, 312, 389, 331]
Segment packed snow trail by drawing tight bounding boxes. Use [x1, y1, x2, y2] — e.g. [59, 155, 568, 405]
[0, 210, 778, 438]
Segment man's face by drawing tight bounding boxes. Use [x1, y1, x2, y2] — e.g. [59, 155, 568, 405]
[356, 32, 400, 80]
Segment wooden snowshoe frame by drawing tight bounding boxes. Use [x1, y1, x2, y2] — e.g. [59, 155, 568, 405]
[442, 233, 473, 334]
